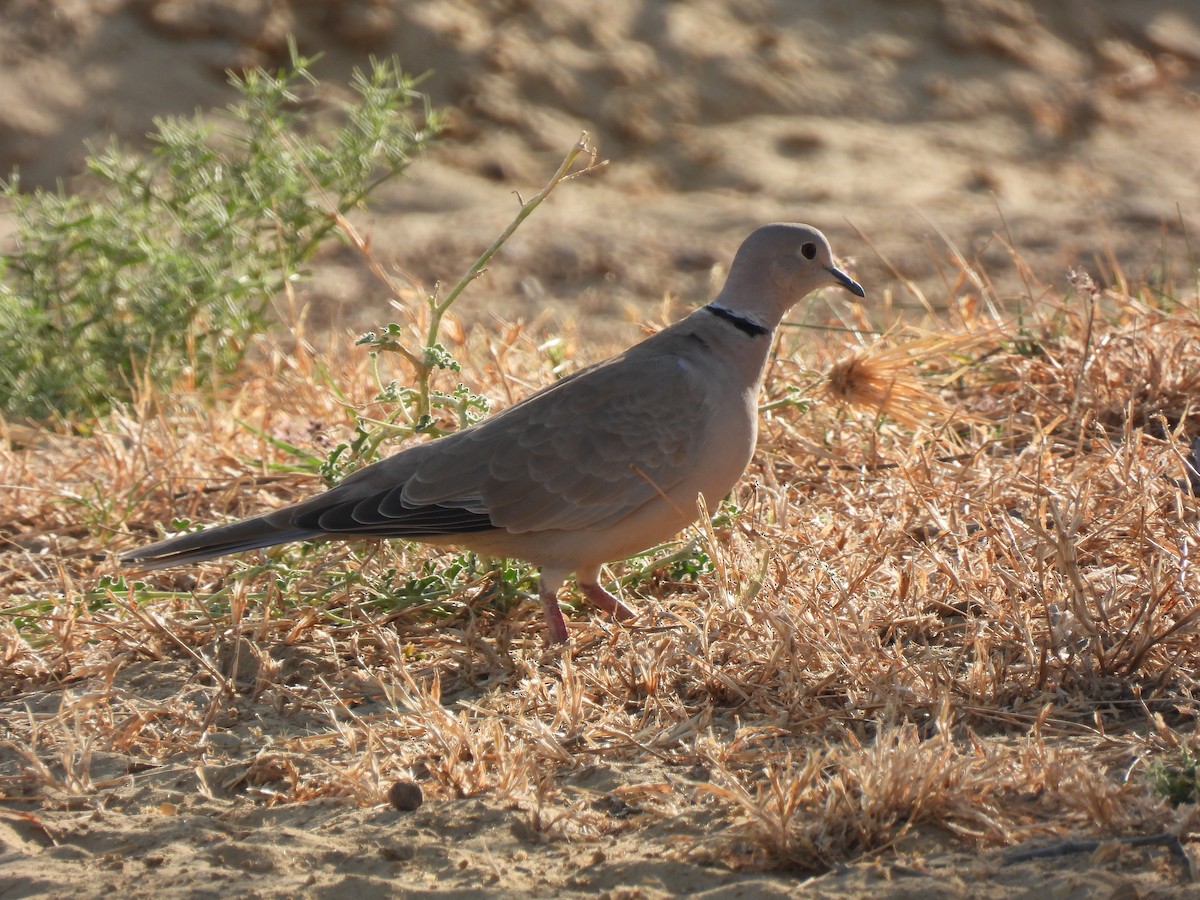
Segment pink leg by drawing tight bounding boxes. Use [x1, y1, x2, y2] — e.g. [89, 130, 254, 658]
[538, 570, 570, 645]
[579, 581, 636, 622]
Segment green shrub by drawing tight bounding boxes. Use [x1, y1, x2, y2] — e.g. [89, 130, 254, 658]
[0, 46, 440, 422]
[1150, 747, 1200, 806]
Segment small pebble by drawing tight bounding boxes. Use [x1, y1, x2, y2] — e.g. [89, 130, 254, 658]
[388, 781, 423, 811]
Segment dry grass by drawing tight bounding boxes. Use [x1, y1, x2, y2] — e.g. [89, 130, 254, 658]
[3, 249, 1200, 877]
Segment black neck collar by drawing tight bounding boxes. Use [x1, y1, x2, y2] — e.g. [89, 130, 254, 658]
[705, 304, 770, 338]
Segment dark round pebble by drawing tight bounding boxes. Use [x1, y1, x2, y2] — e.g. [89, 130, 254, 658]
[387, 781, 423, 811]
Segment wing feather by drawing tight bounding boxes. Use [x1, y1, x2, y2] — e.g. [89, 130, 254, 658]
[404, 340, 712, 533]
[280, 331, 715, 540]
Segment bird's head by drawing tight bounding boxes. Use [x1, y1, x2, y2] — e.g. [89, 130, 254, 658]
[714, 223, 864, 330]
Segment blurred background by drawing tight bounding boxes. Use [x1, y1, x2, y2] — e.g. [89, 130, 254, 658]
[2, 0, 1198, 335]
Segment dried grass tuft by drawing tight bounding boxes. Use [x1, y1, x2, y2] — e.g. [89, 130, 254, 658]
[821, 330, 990, 428]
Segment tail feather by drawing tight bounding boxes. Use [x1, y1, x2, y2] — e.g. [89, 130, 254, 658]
[120, 514, 319, 570]
[120, 471, 503, 571]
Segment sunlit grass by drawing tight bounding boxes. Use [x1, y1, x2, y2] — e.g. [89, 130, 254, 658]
[2, 231, 1199, 872]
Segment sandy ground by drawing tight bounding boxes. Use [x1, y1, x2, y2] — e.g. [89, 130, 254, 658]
[4, 0, 1200, 334]
[3, 1, 1200, 897]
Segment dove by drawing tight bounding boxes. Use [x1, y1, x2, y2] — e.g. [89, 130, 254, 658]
[121, 223, 864, 644]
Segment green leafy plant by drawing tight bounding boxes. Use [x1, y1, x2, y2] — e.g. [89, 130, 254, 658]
[0, 45, 440, 421]
[1150, 747, 1200, 806]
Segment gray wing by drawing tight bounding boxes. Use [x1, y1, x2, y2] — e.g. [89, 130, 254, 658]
[312, 338, 716, 536]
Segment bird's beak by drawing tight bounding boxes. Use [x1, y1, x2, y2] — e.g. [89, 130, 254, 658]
[828, 265, 865, 298]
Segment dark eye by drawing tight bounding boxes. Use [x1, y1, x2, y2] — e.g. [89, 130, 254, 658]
[800, 242, 817, 260]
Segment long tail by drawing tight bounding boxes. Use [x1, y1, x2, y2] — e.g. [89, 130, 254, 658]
[120, 514, 319, 570]
[120, 459, 499, 571]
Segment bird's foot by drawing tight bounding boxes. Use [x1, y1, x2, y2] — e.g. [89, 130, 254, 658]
[539, 587, 571, 645]
[579, 582, 636, 622]
[537, 580, 633, 645]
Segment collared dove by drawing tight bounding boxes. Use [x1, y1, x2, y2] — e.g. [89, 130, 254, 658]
[122, 223, 864, 644]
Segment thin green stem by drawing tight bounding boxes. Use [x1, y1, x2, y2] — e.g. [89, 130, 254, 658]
[429, 133, 596, 330]
[411, 132, 601, 421]
[613, 540, 701, 589]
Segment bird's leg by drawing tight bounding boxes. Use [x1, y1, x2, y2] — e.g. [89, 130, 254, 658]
[578, 577, 636, 622]
[538, 570, 570, 645]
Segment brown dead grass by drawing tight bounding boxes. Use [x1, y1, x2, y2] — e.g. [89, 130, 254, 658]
[3, 252, 1200, 883]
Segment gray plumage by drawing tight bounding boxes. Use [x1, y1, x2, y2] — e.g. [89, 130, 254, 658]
[122, 223, 865, 643]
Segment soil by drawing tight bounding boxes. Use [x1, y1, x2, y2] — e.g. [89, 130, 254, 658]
[3, 1, 1200, 897]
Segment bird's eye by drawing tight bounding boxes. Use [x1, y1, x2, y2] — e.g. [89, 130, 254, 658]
[800, 242, 817, 260]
